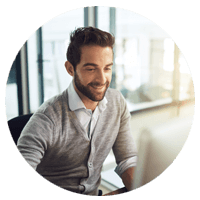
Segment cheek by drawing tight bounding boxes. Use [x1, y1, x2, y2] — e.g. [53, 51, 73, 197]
[107, 72, 112, 82]
[78, 72, 93, 85]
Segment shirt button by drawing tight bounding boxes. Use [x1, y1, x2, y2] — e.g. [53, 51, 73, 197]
[79, 185, 85, 192]
[88, 162, 92, 168]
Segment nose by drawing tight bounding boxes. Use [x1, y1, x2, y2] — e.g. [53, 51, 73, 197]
[96, 69, 107, 85]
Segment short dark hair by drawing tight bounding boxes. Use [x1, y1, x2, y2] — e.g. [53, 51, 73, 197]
[67, 27, 115, 70]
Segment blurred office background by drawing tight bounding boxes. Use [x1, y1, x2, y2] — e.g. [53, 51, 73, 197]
[6, 7, 195, 194]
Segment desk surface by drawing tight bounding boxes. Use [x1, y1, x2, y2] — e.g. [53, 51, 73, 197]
[103, 187, 127, 196]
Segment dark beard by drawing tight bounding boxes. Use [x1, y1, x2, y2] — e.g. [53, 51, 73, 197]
[74, 72, 109, 102]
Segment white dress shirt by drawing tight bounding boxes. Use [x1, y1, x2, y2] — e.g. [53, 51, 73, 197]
[68, 82, 107, 139]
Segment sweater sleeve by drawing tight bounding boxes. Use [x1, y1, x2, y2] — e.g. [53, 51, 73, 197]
[112, 92, 137, 177]
[17, 113, 54, 170]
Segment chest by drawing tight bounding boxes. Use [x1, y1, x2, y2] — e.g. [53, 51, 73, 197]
[46, 110, 120, 165]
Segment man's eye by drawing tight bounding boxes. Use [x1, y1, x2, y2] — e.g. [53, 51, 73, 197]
[87, 69, 95, 71]
[105, 68, 112, 71]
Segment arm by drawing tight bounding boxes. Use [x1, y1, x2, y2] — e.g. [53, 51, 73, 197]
[121, 166, 135, 191]
[17, 113, 54, 169]
[112, 92, 137, 191]
[103, 167, 135, 196]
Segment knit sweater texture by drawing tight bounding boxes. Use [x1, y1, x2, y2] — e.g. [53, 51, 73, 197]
[17, 88, 137, 195]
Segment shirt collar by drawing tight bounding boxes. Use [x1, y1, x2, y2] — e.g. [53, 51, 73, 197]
[68, 81, 107, 112]
[97, 95, 107, 113]
[68, 82, 86, 111]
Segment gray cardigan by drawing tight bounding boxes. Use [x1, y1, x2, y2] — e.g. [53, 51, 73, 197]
[17, 88, 137, 195]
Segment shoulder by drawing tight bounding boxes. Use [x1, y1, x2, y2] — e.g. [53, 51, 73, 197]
[106, 88, 126, 103]
[105, 88, 127, 110]
[106, 88, 131, 122]
[35, 89, 69, 122]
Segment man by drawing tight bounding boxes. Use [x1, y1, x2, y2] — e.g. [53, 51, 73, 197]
[17, 27, 137, 196]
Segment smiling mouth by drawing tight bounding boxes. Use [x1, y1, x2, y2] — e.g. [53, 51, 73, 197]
[89, 82, 107, 90]
[92, 85, 105, 89]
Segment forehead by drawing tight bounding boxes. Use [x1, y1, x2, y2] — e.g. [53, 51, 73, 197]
[79, 45, 113, 63]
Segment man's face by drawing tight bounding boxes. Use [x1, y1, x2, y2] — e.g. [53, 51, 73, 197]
[74, 45, 113, 102]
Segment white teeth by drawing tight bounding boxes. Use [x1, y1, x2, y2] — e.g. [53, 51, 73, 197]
[93, 86, 104, 89]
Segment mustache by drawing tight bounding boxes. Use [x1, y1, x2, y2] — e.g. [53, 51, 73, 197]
[88, 81, 109, 87]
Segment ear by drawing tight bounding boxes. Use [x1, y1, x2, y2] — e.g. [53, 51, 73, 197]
[65, 61, 74, 77]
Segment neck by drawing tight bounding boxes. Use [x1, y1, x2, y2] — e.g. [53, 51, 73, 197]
[83, 100, 98, 112]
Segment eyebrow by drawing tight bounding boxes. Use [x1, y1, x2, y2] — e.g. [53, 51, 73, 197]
[83, 62, 113, 67]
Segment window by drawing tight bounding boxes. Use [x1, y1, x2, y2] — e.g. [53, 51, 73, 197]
[179, 53, 194, 100]
[42, 8, 84, 102]
[27, 33, 39, 113]
[98, 7, 193, 112]
[27, 8, 84, 113]
[6, 63, 19, 120]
